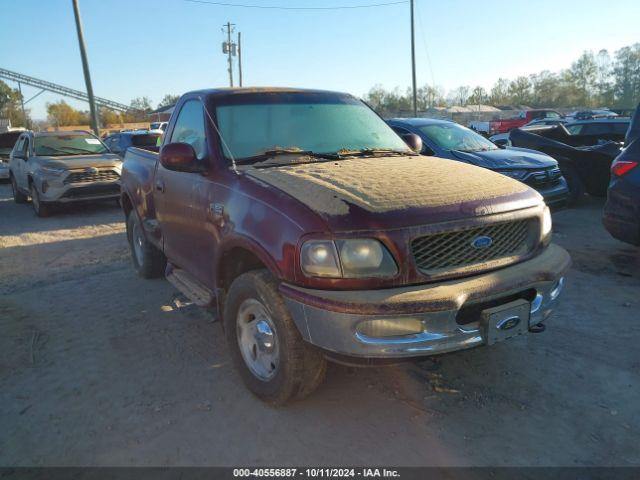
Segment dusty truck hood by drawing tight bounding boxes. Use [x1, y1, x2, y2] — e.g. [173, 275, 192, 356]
[450, 147, 557, 169]
[246, 155, 541, 231]
[34, 153, 122, 170]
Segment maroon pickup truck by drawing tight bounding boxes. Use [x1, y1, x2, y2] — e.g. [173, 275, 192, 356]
[120, 88, 570, 404]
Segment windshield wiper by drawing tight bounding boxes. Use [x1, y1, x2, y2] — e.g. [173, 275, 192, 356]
[55, 146, 104, 155]
[239, 149, 341, 166]
[336, 148, 414, 157]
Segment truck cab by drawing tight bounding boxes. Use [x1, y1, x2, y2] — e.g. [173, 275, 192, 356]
[120, 88, 570, 404]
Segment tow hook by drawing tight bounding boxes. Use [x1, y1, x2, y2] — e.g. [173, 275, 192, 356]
[529, 323, 546, 333]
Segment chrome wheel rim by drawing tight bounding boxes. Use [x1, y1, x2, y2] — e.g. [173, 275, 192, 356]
[30, 185, 39, 211]
[132, 220, 145, 266]
[236, 299, 279, 381]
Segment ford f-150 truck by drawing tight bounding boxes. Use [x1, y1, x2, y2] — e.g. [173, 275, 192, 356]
[121, 88, 570, 405]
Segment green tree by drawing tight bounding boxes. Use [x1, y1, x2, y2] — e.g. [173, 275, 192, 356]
[530, 71, 561, 107]
[612, 43, 640, 108]
[46, 100, 89, 126]
[508, 76, 532, 105]
[0, 80, 29, 127]
[570, 51, 598, 106]
[158, 94, 180, 109]
[489, 78, 510, 105]
[467, 86, 488, 105]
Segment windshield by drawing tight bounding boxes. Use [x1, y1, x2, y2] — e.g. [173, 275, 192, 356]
[214, 96, 410, 163]
[34, 133, 109, 156]
[418, 123, 498, 152]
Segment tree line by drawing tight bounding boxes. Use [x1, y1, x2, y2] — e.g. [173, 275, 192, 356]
[2, 42, 638, 128]
[365, 43, 640, 116]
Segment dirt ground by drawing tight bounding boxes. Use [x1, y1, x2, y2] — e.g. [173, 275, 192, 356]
[0, 182, 638, 467]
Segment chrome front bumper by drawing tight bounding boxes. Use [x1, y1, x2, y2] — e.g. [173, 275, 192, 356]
[282, 244, 570, 358]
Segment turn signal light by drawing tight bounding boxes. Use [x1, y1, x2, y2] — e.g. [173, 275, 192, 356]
[611, 160, 638, 177]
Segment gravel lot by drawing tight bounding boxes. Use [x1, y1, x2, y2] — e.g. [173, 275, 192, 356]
[0, 182, 638, 467]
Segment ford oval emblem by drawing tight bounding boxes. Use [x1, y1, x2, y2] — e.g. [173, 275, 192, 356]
[496, 316, 521, 331]
[471, 235, 493, 249]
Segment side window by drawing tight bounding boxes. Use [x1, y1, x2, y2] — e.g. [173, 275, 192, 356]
[170, 100, 206, 160]
[13, 137, 25, 155]
[567, 124, 584, 135]
[545, 111, 561, 119]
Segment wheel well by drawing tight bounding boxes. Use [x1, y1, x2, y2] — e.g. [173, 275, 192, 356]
[218, 248, 267, 292]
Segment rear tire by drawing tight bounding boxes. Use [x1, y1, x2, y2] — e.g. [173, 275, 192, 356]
[30, 183, 53, 217]
[10, 175, 28, 204]
[126, 210, 166, 278]
[223, 269, 326, 405]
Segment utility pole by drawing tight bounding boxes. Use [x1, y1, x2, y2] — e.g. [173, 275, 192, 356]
[237, 31, 243, 87]
[72, 0, 100, 135]
[222, 22, 235, 87]
[17, 82, 27, 128]
[410, 0, 417, 117]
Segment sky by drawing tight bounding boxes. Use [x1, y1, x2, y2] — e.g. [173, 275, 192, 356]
[1, 0, 639, 120]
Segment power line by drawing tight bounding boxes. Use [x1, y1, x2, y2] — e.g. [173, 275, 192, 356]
[186, 0, 408, 10]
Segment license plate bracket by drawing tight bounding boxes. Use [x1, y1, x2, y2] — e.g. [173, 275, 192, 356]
[482, 299, 531, 346]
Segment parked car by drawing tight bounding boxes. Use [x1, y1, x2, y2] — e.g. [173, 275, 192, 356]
[510, 125, 622, 204]
[388, 118, 569, 208]
[9, 130, 122, 217]
[569, 109, 618, 121]
[0, 130, 23, 181]
[121, 88, 569, 404]
[564, 118, 630, 145]
[603, 104, 640, 246]
[489, 109, 563, 135]
[149, 122, 168, 133]
[103, 131, 161, 159]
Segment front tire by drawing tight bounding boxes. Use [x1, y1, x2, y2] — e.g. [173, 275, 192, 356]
[224, 270, 326, 405]
[126, 210, 166, 278]
[30, 183, 52, 217]
[10, 175, 28, 204]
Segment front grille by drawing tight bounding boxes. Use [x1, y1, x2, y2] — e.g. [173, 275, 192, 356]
[64, 169, 120, 184]
[411, 219, 536, 274]
[62, 183, 120, 199]
[525, 167, 563, 187]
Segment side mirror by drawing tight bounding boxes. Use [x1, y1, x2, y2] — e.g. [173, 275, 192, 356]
[400, 133, 423, 153]
[159, 142, 202, 172]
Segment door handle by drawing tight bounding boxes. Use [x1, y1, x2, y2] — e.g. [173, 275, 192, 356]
[155, 180, 165, 193]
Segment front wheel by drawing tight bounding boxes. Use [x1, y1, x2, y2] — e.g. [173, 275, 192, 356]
[30, 183, 52, 217]
[224, 270, 326, 405]
[126, 210, 166, 278]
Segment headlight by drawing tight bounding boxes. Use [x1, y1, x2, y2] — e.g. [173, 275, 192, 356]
[500, 169, 528, 180]
[38, 166, 66, 176]
[301, 239, 398, 278]
[300, 240, 341, 277]
[542, 206, 552, 239]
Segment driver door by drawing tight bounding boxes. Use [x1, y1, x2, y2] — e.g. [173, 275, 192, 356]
[154, 99, 212, 283]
